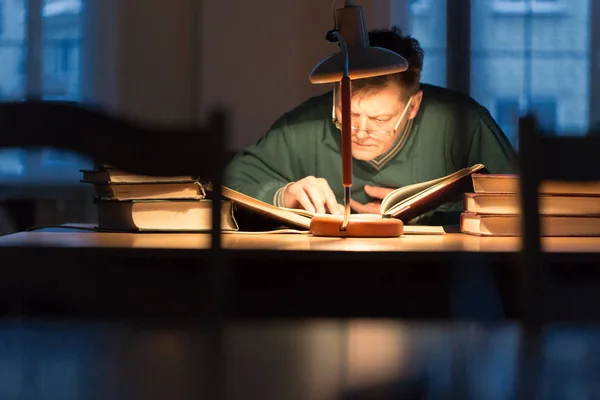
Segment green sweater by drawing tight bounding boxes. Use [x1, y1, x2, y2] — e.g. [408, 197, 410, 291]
[225, 84, 517, 225]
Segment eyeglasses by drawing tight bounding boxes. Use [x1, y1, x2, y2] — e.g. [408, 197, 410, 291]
[331, 90, 414, 139]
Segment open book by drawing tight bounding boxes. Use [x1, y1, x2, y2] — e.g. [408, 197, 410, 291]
[211, 186, 443, 235]
[378, 163, 485, 220]
[208, 164, 486, 234]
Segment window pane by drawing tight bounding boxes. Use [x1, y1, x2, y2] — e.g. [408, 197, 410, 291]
[406, 0, 447, 87]
[471, 0, 590, 138]
[38, 0, 90, 180]
[0, 0, 27, 100]
[42, 0, 83, 100]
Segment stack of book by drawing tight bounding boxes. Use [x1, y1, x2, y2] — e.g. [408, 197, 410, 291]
[460, 174, 600, 237]
[80, 165, 237, 232]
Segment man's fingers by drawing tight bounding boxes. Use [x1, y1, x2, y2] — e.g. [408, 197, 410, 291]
[364, 184, 393, 200]
[295, 189, 316, 213]
[350, 199, 382, 214]
[303, 184, 327, 214]
[350, 199, 369, 213]
[287, 177, 376, 215]
[318, 179, 342, 215]
[325, 191, 341, 215]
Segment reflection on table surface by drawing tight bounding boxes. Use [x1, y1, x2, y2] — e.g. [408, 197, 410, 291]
[0, 319, 598, 400]
[2, 230, 600, 253]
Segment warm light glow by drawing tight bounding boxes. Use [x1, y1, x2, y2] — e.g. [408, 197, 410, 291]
[346, 320, 408, 390]
[309, 47, 408, 84]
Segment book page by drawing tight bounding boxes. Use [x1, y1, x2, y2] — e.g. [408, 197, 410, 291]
[381, 164, 485, 217]
[380, 175, 449, 213]
[403, 225, 445, 235]
[218, 186, 312, 229]
[278, 207, 317, 218]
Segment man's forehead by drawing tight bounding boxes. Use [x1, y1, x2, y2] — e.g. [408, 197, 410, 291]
[338, 82, 402, 98]
[350, 88, 403, 112]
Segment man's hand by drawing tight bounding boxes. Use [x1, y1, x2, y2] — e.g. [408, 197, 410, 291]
[282, 176, 344, 214]
[350, 184, 394, 214]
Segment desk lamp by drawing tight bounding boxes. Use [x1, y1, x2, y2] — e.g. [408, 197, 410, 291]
[308, 0, 408, 237]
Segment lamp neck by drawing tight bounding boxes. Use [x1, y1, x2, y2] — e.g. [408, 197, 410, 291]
[331, 31, 349, 79]
[335, 5, 369, 49]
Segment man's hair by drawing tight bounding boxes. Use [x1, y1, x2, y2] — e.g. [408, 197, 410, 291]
[340, 27, 424, 100]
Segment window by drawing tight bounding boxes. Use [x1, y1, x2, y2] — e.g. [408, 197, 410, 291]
[471, 0, 589, 140]
[398, 0, 446, 87]
[0, 0, 91, 185]
[392, 0, 592, 144]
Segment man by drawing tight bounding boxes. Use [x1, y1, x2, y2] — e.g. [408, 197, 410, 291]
[225, 27, 516, 225]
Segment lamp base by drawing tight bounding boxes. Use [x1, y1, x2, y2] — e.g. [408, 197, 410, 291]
[310, 214, 403, 237]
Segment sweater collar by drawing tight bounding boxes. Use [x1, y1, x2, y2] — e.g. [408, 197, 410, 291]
[366, 118, 415, 170]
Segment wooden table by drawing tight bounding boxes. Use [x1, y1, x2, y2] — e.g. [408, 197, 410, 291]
[2, 229, 600, 252]
[1, 229, 599, 320]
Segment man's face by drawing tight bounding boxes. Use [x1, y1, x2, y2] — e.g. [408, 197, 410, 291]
[334, 83, 421, 161]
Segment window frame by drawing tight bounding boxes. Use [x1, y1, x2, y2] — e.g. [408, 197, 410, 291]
[26, 0, 43, 99]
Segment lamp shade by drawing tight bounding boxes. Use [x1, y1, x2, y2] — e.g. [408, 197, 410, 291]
[309, 46, 408, 84]
[308, 2, 409, 84]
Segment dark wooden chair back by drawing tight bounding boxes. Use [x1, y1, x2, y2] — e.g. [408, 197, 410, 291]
[516, 113, 600, 399]
[0, 101, 226, 177]
[518, 114, 600, 319]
